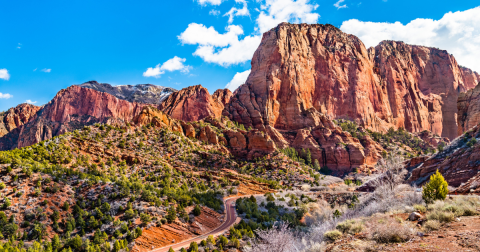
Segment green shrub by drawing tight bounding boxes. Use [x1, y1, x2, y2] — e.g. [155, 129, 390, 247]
[422, 170, 448, 204]
[427, 210, 454, 223]
[336, 220, 364, 234]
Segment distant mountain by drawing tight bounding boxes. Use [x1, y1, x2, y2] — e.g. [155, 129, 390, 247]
[79, 81, 176, 104]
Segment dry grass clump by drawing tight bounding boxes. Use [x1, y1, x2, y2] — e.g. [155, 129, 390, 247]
[336, 219, 364, 234]
[324, 230, 342, 241]
[413, 204, 426, 213]
[426, 196, 480, 223]
[424, 220, 441, 231]
[366, 216, 414, 243]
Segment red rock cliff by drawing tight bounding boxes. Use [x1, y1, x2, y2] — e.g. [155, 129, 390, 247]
[0, 103, 41, 137]
[458, 84, 480, 135]
[160, 85, 225, 121]
[223, 23, 477, 141]
[0, 85, 146, 150]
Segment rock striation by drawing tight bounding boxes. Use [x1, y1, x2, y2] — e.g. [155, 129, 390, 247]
[80, 80, 176, 104]
[0, 103, 41, 138]
[458, 84, 480, 135]
[224, 23, 478, 142]
[160, 85, 226, 122]
[0, 86, 147, 150]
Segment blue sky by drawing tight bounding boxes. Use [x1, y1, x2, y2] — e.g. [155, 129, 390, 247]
[0, 0, 479, 111]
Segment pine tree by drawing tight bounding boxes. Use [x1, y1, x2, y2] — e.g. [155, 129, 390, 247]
[422, 170, 449, 204]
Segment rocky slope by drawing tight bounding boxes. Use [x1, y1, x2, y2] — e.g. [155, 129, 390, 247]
[224, 23, 478, 142]
[407, 123, 480, 187]
[0, 103, 41, 137]
[159, 85, 227, 122]
[0, 85, 147, 150]
[80, 81, 176, 104]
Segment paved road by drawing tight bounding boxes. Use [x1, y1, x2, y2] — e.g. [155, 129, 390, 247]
[150, 196, 249, 252]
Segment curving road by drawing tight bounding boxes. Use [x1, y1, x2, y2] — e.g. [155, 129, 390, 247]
[150, 196, 250, 252]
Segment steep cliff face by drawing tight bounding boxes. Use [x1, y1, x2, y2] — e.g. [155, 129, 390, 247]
[212, 89, 233, 107]
[0, 86, 146, 150]
[224, 23, 477, 142]
[461, 67, 480, 90]
[160, 85, 225, 122]
[0, 103, 41, 138]
[458, 84, 480, 135]
[80, 81, 176, 104]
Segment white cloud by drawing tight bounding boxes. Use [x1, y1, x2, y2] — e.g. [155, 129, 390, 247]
[41, 68, 51, 73]
[179, 23, 244, 47]
[180, 0, 320, 66]
[0, 69, 10, 80]
[256, 0, 320, 33]
[224, 0, 250, 23]
[26, 100, 37, 104]
[197, 0, 224, 5]
[334, 0, 347, 9]
[179, 23, 261, 66]
[226, 69, 251, 91]
[0, 93, 12, 99]
[17, 43, 22, 49]
[209, 9, 221, 16]
[33, 68, 37, 71]
[340, 6, 480, 72]
[143, 56, 191, 78]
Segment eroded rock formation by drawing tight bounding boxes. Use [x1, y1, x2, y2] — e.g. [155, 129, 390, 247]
[0, 86, 146, 150]
[0, 103, 41, 138]
[160, 85, 225, 122]
[224, 23, 477, 142]
[458, 84, 480, 135]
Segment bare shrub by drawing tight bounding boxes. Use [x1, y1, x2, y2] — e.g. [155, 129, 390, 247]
[366, 217, 414, 243]
[424, 220, 441, 231]
[244, 222, 301, 252]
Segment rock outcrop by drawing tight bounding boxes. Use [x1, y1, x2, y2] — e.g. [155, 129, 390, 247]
[458, 84, 480, 135]
[0, 86, 147, 150]
[461, 67, 480, 90]
[212, 89, 233, 107]
[160, 85, 225, 122]
[0, 103, 41, 138]
[224, 23, 477, 142]
[80, 81, 176, 104]
[407, 124, 480, 187]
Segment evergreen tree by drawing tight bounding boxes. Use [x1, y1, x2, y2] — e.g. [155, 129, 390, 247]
[422, 170, 449, 204]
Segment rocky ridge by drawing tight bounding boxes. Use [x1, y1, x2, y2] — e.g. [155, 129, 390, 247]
[0, 103, 41, 138]
[80, 81, 176, 104]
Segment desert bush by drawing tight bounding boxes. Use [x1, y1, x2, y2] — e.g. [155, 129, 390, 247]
[366, 217, 413, 243]
[424, 220, 441, 231]
[336, 219, 363, 234]
[426, 210, 454, 223]
[413, 204, 426, 213]
[422, 170, 448, 204]
[324, 230, 342, 241]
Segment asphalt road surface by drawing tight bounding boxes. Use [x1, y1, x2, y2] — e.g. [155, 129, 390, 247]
[150, 196, 246, 252]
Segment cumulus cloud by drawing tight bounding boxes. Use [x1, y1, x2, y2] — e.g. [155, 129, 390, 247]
[224, 0, 250, 23]
[179, 23, 261, 66]
[197, 0, 224, 5]
[340, 6, 480, 72]
[226, 69, 251, 91]
[26, 100, 37, 104]
[256, 0, 320, 33]
[209, 9, 221, 15]
[143, 56, 191, 78]
[41, 68, 51, 73]
[0, 93, 12, 99]
[180, 0, 320, 66]
[334, 0, 347, 9]
[0, 69, 10, 80]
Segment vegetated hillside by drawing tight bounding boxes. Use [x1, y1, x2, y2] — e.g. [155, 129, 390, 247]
[79, 81, 176, 104]
[224, 23, 478, 142]
[0, 106, 330, 251]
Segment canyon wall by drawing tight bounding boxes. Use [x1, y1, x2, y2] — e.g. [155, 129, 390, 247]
[224, 23, 478, 141]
